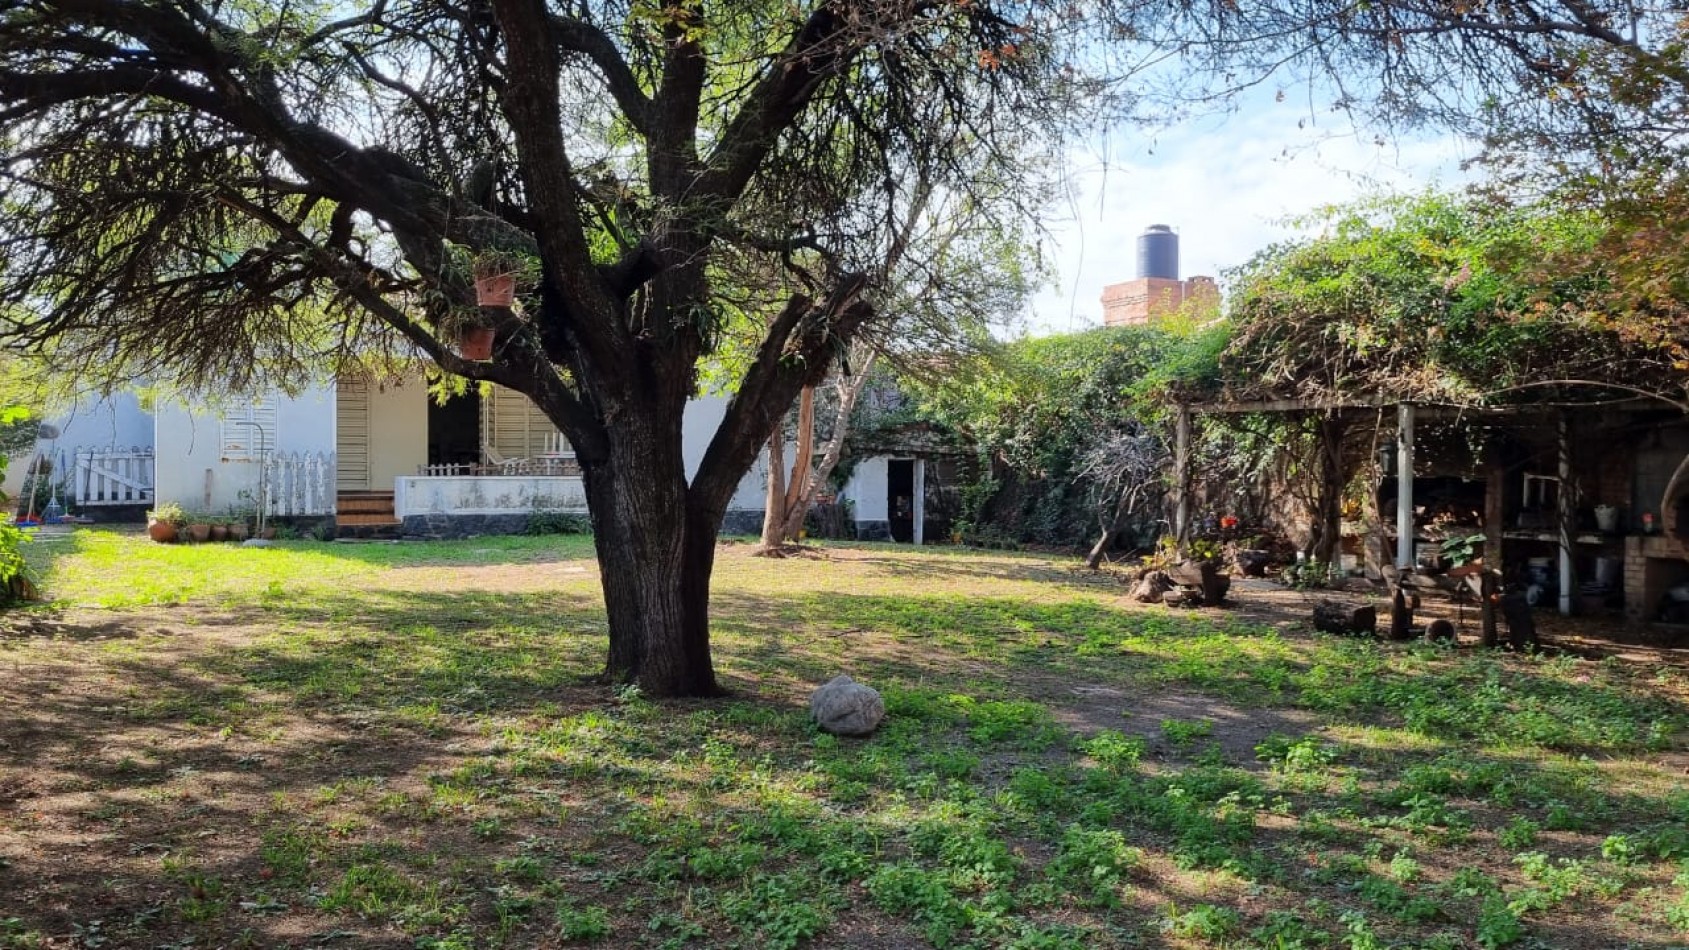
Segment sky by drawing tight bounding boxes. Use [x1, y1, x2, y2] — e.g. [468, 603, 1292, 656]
[1028, 99, 1480, 335]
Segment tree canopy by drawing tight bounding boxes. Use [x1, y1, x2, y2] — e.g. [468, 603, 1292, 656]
[1211, 193, 1687, 408]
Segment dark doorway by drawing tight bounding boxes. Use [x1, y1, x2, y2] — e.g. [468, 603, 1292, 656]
[888, 458, 914, 543]
[428, 390, 482, 467]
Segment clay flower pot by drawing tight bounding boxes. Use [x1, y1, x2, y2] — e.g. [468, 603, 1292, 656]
[473, 273, 516, 308]
[186, 523, 211, 543]
[210, 524, 229, 542]
[228, 523, 249, 542]
[458, 326, 495, 360]
[147, 520, 178, 544]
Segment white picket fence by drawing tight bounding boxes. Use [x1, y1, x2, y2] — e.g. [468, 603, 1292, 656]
[71, 446, 155, 506]
[262, 451, 336, 516]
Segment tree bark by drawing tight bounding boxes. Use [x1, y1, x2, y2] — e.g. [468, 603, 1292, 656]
[760, 429, 788, 548]
[582, 400, 719, 697]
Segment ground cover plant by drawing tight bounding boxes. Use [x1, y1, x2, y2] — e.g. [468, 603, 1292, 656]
[1, 529, 1687, 948]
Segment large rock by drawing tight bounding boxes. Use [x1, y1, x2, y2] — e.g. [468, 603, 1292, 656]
[810, 675, 885, 737]
[1130, 570, 1174, 604]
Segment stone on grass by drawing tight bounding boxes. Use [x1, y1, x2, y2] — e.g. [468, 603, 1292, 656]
[810, 675, 885, 737]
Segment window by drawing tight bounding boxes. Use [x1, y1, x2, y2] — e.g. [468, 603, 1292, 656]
[221, 397, 277, 460]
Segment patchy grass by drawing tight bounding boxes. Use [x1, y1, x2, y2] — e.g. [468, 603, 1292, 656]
[0, 530, 1686, 949]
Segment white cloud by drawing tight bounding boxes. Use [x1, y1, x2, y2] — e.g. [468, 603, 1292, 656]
[1026, 105, 1479, 335]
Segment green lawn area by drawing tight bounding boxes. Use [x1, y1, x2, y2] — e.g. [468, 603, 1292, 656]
[2, 529, 1688, 949]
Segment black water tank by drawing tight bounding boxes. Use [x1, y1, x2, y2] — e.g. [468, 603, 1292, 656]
[1136, 224, 1179, 280]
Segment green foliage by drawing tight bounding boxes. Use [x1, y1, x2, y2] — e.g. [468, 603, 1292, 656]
[1222, 192, 1680, 406]
[526, 511, 592, 536]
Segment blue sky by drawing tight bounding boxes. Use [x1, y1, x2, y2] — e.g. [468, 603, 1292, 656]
[1028, 100, 1479, 334]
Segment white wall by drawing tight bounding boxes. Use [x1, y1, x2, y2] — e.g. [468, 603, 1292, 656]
[4, 392, 154, 501]
[395, 475, 587, 517]
[839, 455, 890, 522]
[154, 385, 335, 515]
[683, 393, 767, 511]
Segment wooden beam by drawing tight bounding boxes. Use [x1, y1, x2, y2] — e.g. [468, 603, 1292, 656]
[1484, 440, 1505, 572]
[1174, 405, 1192, 551]
[1557, 412, 1574, 616]
[1397, 403, 1415, 569]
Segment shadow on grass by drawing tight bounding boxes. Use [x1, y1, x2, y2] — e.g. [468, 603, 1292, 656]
[4, 581, 1689, 948]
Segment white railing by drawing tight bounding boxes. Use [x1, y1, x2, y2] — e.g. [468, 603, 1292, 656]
[263, 451, 336, 516]
[71, 446, 155, 506]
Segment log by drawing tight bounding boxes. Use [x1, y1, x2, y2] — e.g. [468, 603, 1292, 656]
[1313, 601, 1376, 636]
[1480, 571, 1500, 648]
[1425, 618, 1457, 642]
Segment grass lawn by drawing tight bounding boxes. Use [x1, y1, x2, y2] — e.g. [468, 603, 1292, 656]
[2, 528, 1688, 949]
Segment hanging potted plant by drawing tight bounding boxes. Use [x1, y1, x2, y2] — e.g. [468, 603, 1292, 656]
[472, 249, 525, 308]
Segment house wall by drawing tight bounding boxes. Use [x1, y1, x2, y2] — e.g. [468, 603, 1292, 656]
[154, 385, 335, 515]
[682, 393, 768, 532]
[3, 392, 154, 502]
[365, 380, 428, 490]
[839, 455, 891, 540]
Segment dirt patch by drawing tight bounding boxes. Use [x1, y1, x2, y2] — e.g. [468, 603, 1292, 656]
[1052, 684, 1320, 766]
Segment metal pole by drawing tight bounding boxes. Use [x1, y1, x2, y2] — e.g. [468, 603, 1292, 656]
[1396, 403, 1415, 569]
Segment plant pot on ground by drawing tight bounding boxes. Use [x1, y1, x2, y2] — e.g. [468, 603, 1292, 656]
[146, 503, 185, 543]
[209, 523, 228, 542]
[229, 522, 250, 542]
[186, 522, 211, 543]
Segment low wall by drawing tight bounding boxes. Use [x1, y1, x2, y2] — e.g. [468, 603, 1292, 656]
[395, 475, 589, 518]
[394, 475, 760, 539]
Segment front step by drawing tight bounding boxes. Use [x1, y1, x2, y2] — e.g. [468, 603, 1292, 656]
[335, 491, 400, 537]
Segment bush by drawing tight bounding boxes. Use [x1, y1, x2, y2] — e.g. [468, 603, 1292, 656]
[527, 511, 592, 535]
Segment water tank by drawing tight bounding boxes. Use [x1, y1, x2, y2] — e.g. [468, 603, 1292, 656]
[1136, 224, 1179, 280]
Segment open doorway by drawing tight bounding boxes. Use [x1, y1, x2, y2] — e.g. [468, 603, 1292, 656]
[888, 458, 914, 542]
[427, 390, 482, 467]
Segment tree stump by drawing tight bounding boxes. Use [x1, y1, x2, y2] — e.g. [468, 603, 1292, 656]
[1387, 584, 1415, 640]
[1312, 601, 1376, 636]
[1169, 560, 1229, 607]
[1425, 618, 1457, 642]
[1499, 591, 1538, 650]
[1130, 570, 1175, 604]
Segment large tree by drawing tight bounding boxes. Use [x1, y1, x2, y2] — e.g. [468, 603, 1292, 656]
[0, 0, 1083, 695]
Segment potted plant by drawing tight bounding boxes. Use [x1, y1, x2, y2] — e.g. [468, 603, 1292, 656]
[472, 249, 527, 308]
[458, 324, 496, 360]
[146, 502, 185, 543]
[209, 518, 229, 542]
[185, 514, 212, 543]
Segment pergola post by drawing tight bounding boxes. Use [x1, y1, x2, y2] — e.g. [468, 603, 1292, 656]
[1174, 405, 1192, 551]
[912, 458, 926, 546]
[1558, 412, 1574, 615]
[1396, 403, 1415, 569]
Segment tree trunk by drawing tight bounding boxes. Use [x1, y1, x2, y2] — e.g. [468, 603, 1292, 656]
[760, 430, 788, 548]
[781, 347, 878, 541]
[1085, 482, 1140, 569]
[777, 386, 816, 540]
[581, 406, 719, 697]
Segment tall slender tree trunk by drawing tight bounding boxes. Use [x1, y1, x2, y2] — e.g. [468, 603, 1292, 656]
[781, 347, 878, 541]
[760, 429, 788, 548]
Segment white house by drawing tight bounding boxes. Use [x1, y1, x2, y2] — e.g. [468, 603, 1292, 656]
[7, 372, 770, 536]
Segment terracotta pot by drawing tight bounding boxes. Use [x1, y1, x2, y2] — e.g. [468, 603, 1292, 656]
[147, 520, 178, 544]
[260, 527, 278, 540]
[473, 273, 516, 307]
[210, 524, 229, 542]
[458, 326, 495, 360]
[229, 523, 250, 542]
[187, 523, 211, 543]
